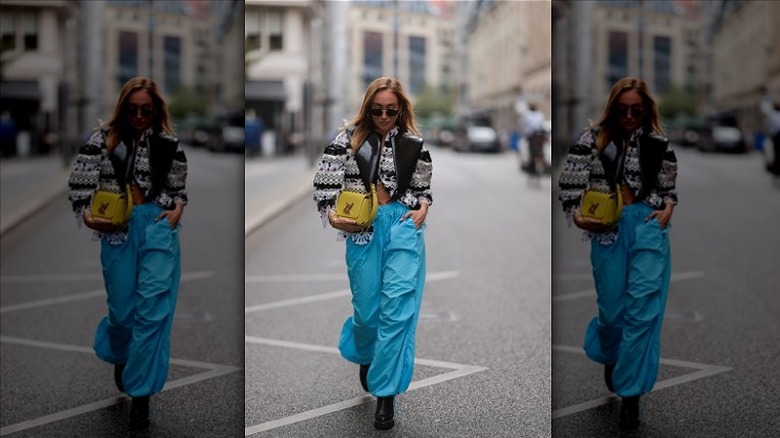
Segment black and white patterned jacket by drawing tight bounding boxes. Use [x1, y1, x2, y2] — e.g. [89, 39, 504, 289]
[558, 126, 678, 244]
[68, 127, 188, 244]
[313, 126, 433, 244]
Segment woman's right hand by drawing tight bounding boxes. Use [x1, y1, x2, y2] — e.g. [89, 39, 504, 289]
[328, 211, 365, 233]
[572, 210, 614, 233]
[83, 210, 124, 234]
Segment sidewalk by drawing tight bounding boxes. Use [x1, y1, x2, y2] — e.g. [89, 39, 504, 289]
[244, 153, 315, 236]
[0, 150, 316, 238]
[0, 154, 71, 237]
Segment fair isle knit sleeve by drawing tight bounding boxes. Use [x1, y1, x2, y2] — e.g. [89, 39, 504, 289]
[557, 130, 595, 218]
[313, 131, 350, 225]
[656, 142, 678, 206]
[166, 141, 188, 206]
[67, 130, 105, 223]
[411, 145, 433, 207]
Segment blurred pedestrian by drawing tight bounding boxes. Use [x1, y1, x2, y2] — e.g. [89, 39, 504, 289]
[764, 102, 780, 175]
[522, 103, 548, 181]
[68, 76, 188, 430]
[312, 76, 432, 430]
[557, 77, 678, 431]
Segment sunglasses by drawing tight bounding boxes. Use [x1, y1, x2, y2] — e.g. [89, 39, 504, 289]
[125, 104, 154, 118]
[614, 106, 644, 118]
[368, 108, 400, 117]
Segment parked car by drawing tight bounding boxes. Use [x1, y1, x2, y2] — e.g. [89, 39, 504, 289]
[451, 114, 500, 153]
[697, 113, 747, 153]
[207, 113, 245, 153]
[518, 120, 552, 174]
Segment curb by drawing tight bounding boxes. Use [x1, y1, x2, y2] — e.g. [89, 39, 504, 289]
[0, 172, 70, 238]
[244, 171, 314, 237]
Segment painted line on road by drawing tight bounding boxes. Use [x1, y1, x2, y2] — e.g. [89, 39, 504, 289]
[0, 335, 241, 436]
[552, 270, 704, 302]
[244, 337, 488, 436]
[0, 271, 214, 314]
[244, 271, 460, 314]
[551, 344, 732, 420]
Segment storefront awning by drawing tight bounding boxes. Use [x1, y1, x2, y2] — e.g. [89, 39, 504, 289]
[0, 80, 42, 101]
[245, 80, 287, 102]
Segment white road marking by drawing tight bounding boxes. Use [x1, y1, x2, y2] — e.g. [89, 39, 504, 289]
[244, 271, 460, 314]
[243, 337, 487, 436]
[552, 270, 705, 302]
[0, 271, 214, 314]
[0, 270, 214, 283]
[551, 344, 732, 419]
[0, 336, 241, 436]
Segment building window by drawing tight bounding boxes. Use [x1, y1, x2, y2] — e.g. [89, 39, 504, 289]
[21, 10, 37, 51]
[268, 10, 283, 51]
[164, 36, 182, 94]
[1, 11, 14, 51]
[409, 36, 426, 94]
[245, 9, 284, 53]
[246, 11, 260, 51]
[607, 30, 628, 87]
[363, 31, 383, 89]
[118, 31, 139, 88]
[653, 36, 671, 95]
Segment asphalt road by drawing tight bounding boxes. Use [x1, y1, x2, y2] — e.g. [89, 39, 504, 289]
[551, 147, 780, 437]
[245, 147, 552, 438]
[0, 146, 245, 437]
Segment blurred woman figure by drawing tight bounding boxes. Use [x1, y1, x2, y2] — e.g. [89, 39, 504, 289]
[312, 76, 432, 430]
[68, 76, 187, 430]
[557, 77, 678, 431]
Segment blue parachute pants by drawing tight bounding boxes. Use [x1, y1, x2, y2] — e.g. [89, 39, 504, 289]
[338, 202, 426, 397]
[94, 203, 181, 397]
[584, 202, 671, 397]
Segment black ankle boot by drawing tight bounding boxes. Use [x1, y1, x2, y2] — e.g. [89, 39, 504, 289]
[374, 396, 395, 430]
[114, 363, 125, 393]
[129, 396, 150, 430]
[604, 363, 615, 393]
[359, 364, 370, 392]
[619, 396, 640, 431]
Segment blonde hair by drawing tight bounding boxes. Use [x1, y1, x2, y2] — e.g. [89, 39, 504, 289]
[102, 76, 175, 152]
[346, 77, 420, 153]
[590, 76, 665, 151]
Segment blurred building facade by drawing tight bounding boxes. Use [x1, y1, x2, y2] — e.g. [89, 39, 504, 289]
[466, 0, 551, 143]
[553, 0, 705, 155]
[346, 0, 459, 113]
[0, 0, 78, 157]
[0, 0, 242, 157]
[245, 0, 325, 156]
[707, 0, 780, 141]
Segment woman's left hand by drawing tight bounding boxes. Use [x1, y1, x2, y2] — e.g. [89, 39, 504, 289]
[401, 202, 429, 229]
[156, 202, 184, 229]
[645, 202, 674, 228]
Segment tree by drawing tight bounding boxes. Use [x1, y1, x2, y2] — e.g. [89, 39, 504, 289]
[167, 85, 209, 119]
[658, 84, 701, 120]
[413, 84, 454, 119]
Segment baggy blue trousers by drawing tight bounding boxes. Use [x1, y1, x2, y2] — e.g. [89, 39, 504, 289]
[338, 202, 426, 397]
[584, 202, 671, 397]
[93, 203, 181, 397]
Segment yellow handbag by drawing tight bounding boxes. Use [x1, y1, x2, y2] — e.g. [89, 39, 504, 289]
[91, 184, 133, 226]
[335, 183, 378, 227]
[580, 184, 623, 226]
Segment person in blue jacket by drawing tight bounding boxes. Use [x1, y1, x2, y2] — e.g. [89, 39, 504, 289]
[557, 77, 678, 431]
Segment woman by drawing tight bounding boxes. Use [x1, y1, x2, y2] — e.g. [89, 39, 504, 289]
[312, 77, 432, 430]
[557, 77, 678, 431]
[68, 76, 187, 430]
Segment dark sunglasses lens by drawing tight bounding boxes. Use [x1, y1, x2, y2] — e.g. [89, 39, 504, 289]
[369, 108, 399, 117]
[616, 107, 643, 118]
[126, 105, 153, 118]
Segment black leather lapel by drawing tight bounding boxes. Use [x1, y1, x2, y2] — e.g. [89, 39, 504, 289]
[393, 133, 424, 200]
[149, 135, 177, 196]
[354, 132, 381, 191]
[638, 134, 667, 198]
[109, 137, 134, 186]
